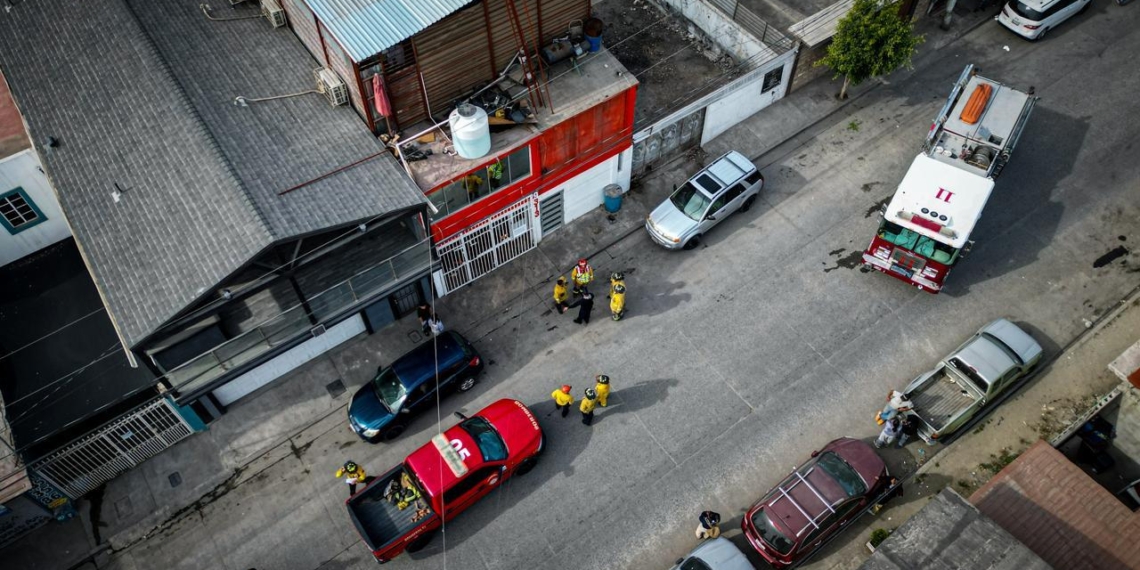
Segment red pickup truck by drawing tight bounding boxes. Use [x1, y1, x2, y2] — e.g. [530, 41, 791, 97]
[346, 399, 544, 563]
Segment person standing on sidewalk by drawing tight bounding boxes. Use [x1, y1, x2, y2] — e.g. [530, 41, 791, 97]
[695, 510, 721, 539]
[553, 276, 570, 314]
[594, 374, 611, 407]
[426, 312, 445, 337]
[571, 258, 594, 296]
[580, 388, 598, 426]
[875, 417, 901, 448]
[567, 291, 595, 325]
[416, 302, 432, 334]
[335, 461, 367, 496]
[896, 415, 919, 448]
[551, 385, 574, 418]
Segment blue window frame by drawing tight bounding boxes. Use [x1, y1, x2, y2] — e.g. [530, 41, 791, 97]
[0, 187, 47, 235]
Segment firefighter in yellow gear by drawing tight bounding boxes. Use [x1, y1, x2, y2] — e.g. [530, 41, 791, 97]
[552, 385, 574, 418]
[594, 374, 611, 407]
[553, 276, 569, 313]
[610, 283, 626, 321]
[571, 258, 593, 295]
[335, 461, 367, 496]
[580, 388, 598, 426]
[488, 160, 504, 188]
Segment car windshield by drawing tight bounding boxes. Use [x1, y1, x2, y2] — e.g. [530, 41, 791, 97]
[670, 182, 711, 221]
[460, 417, 508, 462]
[1011, 1, 1046, 19]
[750, 509, 795, 554]
[877, 221, 958, 264]
[679, 557, 712, 570]
[371, 368, 406, 412]
[816, 452, 867, 498]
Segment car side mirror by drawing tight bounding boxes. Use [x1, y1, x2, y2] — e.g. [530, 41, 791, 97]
[675, 559, 684, 565]
[377, 365, 385, 375]
[810, 450, 820, 458]
[454, 411, 468, 420]
[673, 184, 677, 192]
[706, 215, 716, 221]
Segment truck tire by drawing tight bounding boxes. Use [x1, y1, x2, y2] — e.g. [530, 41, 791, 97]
[406, 531, 435, 553]
[515, 457, 538, 476]
[741, 195, 757, 212]
[382, 424, 406, 442]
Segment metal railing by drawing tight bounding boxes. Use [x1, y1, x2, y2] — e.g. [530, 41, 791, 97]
[166, 239, 432, 394]
[707, 0, 797, 52]
[32, 398, 193, 499]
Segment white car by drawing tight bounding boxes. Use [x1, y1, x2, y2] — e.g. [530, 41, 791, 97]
[996, 0, 1091, 40]
[670, 538, 754, 570]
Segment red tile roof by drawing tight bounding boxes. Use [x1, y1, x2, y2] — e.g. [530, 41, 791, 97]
[0, 71, 31, 158]
[970, 440, 1140, 570]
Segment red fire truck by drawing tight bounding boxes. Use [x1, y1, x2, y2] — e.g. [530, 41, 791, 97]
[862, 65, 1037, 293]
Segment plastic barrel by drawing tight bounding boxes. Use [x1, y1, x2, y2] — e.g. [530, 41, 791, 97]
[603, 184, 623, 213]
[585, 34, 602, 52]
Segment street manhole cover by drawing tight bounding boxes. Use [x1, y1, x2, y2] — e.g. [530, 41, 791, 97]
[168, 472, 182, 488]
[409, 331, 424, 343]
[326, 379, 346, 398]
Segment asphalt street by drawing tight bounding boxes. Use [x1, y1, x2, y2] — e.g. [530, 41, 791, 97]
[101, 8, 1140, 570]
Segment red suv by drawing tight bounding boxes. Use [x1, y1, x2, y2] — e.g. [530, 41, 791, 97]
[742, 438, 890, 568]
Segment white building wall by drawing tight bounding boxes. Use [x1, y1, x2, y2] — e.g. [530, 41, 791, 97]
[701, 50, 796, 142]
[211, 314, 366, 406]
[0, 150, 70, 267]
[557, 148, 633, 225]
[655, 0, 773, 61]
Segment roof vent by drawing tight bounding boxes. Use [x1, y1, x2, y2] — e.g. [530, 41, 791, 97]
[261, 0, 287, 28]
[314, 68, 349, 107]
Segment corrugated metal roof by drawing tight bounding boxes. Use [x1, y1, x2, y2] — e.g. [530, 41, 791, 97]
[305, 0, 471, 62]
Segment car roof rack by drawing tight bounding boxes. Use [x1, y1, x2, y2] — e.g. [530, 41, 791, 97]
[769, 465, 838, 537]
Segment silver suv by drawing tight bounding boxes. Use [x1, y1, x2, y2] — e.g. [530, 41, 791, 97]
[645, 150, 763, 250]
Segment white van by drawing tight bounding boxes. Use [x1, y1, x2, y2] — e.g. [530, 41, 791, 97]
[996, 0, 1091, 40]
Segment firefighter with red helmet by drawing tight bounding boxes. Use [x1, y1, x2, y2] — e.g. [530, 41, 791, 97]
[571, 258, 594, 295]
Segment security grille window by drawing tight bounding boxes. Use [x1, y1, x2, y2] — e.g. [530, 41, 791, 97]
[0, 187, 45, 234]
[762, 66, 784, 93]
[428, 146, 532, 221]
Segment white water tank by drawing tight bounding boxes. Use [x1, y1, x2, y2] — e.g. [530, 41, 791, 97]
[449, 103, 491, 160]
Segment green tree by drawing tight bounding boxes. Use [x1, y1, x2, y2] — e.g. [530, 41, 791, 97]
[816, 0, 924, 100]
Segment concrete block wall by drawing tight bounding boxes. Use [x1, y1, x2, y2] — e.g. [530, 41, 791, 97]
[790, 42, 832, 93]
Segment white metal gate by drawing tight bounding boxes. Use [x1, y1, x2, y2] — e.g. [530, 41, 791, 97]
[435, 195, 539, 295]
[32, 397, 194, 498]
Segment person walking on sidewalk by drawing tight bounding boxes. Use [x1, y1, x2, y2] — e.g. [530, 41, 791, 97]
[571, 258, 594, 296]
[875, 417, 902, 448]
[896, 415, 918, 448]
[695, 510, 721, 539]
[552, 385, 574, 418]
[426, 312, 445, 337]
[567, 291, 595, 325]
[553, 276, 570, 314]
[335, 461, 367, 496]
[416, 302, 432, 334]
[580, 388, 598, 426]
[594, 374, 611, 407]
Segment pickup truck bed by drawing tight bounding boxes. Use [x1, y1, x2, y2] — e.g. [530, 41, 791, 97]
[910, 369, 977, 432]
[347, 467, 433, 550]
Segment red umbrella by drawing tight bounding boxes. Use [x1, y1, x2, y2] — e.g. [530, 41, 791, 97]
[372, 73, 392, 118]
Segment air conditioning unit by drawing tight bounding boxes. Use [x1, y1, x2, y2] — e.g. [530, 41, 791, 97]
[261, 0, 287, 28]
[314, 68, 349, 107]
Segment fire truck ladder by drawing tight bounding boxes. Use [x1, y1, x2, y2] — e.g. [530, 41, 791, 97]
[503, 0, 552, 113]
[771, 466, 837, 537]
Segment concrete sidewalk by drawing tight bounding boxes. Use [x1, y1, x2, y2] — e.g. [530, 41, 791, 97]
[0, 7, 1001, 570]
[800, 285, 1140, 570]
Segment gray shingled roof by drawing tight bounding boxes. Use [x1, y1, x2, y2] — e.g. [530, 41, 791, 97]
[0, 0, 426, 347]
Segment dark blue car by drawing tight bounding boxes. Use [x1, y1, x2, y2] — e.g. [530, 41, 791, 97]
[348, 331, 484, 442]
